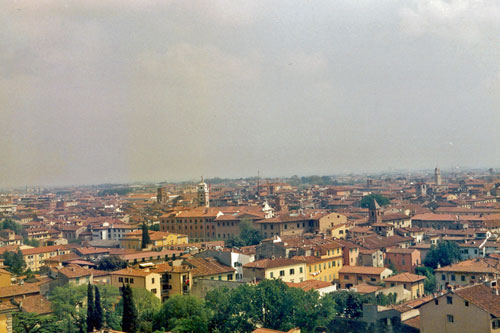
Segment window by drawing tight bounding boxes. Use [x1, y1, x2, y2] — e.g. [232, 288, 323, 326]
[280, 270, 285, 277]
[493, 319, 500, 329]
[119, 277, 123, 283]
[290, 268, 295, 275]
[471, 276, 475, 280]
[442, 274, 446, 281]
[270, 272, 274, 278]
[451, 275, 456, 281]
[461, 275, 465, 281]
[447, 296, 453, 304]
[284, 224, 288, 230]
[370, 277, 376, 282]
[151, 289, 157, 294]
[299, 267, 303, 273]
[227, 274, 233, 280]
[344, 275, 349, 280]
[465, 301, 469, 307]
[435, 299, 439, 305]
[151, 278, 154, 284]
[447, 315, 454, 323]
[130, 278, 134, 284]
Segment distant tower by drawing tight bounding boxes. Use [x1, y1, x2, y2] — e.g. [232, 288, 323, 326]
[275, 195, 287, 212]
[415, 182, 427, 197]
[435, 167, 442, 185]
[197, 177, 209, 207]
[369, 199, 382, 223]
[157, 187, 166, 204]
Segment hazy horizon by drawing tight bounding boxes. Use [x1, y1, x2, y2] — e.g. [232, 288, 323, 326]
[2, 1, 500, 188]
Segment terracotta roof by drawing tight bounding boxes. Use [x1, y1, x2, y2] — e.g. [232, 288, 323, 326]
[435, 258, 500, 274]
[402, 315, 420, 329]
[21, 245, 69, 256]
[454, 284, 500, 317]
[243, 258, 304, 270]
[384, 272, 426, 283]
[381, 214, 410, 221]
[411, 213, 457, 222]
[286, 279, 332, 291]
[0, 283, 40, 299]
[185, 257, 235, 277]
[58, 264, 92, 279]
[339, 266, 390, 275]
[385, 247, 418, 255]
[292, 256, 325, 264]
[16, 295, 52, 315]
[155, 263, 192, 273]
[111, 267, 158, 277]
[351, 283, 384, 294]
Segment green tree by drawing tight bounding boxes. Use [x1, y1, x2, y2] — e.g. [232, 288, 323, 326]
[50, 284, 87, 332]
[205, 279, 335, 333]
[50, 284, 120, 332]
[416, 266, 436, 294]
[115, 287, 161, 333]
[121, 284, 138, 333]
[94, 286, 103, 330]
[1, 218, 26, 236]
[154, 294, 209, 332]
[141, 222, 151, 249]
[97, 256, 127, 271]
[423, 241, 461, 269]
[2, 249, 27, 275]
[329, 291, 364, 319]
[23, 238, 40, 247]
[86, 283, 94, 332]
[13, 312, 59, 333]
[148, 224, 160, 231]
[360, 194, 390, 208]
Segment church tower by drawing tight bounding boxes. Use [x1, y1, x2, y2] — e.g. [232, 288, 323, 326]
[369, 199, 382, 223]
[435, 167, 442, 185]
[197, 177, 209, 207]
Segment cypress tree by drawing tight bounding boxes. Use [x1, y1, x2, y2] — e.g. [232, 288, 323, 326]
[94, 286, 103, 330]
[141, 222, 151, 249]
[121, 284, 138, 333]
[86, 283, 94, 332]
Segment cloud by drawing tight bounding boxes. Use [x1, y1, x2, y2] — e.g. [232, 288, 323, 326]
[400, 0, 500, 43]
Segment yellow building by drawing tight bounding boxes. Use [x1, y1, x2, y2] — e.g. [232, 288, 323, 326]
[155, 263, 192, 302]
[420, 284, 500, 333]
[110, 267, 162, 299]
[243, 258, 306, 283]
[384, 272, 425, 299]
[21, 245, 72, 271]
[328, 224, 347, 239]
[0, 269, 11, 287]
[0, 302, 17, 333]
[120, 230, 188, 250]
[292, 241, 344, 282]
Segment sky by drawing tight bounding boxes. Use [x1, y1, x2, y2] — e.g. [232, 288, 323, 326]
[1, 0, 500, 187]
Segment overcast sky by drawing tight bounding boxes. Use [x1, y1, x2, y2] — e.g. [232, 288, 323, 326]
[1, 0, 500, 187]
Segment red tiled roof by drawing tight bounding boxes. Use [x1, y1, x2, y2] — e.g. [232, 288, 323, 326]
[384, 272, 426, 283]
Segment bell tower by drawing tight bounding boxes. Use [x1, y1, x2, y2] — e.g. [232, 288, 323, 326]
[369, 199, 382, 223]
[197, 177, 209, 207]
[435, 167, 442, 185]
